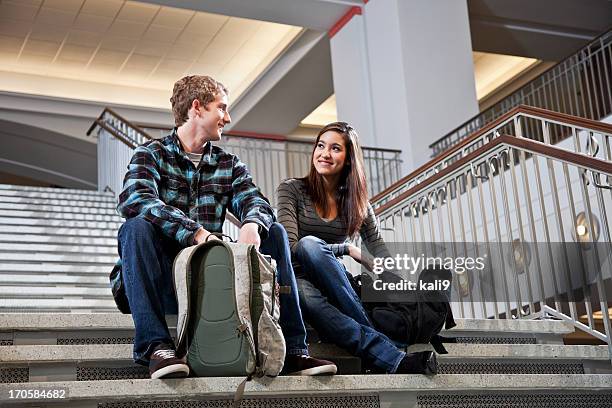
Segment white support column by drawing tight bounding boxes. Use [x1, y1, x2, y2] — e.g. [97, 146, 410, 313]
[330, 0, 479, 173]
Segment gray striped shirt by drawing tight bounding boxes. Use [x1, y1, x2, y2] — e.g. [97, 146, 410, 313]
[277, 178, 390, 270]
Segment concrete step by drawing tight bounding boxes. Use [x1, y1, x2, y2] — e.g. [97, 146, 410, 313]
[0, 263, 111, 274]
[0, 195, 116, 210]
[439, 318, 574, 344]
[0, 225, 117, 237]
[0, 189, 116, 203]
[0, 313, 158, 331]
[0, 314, 574, 340]
[0, 316, 590, 377]
[1, 273, 108, 285]
[0, 243, 116, 254]
[0, 202, 117, 216]
[0, 314, 573, 334]
[0, 233, 117, 246]
[0, 286, 112, 298]
[0, 375, 611, 407]
[0, 252, 116, 264]
[2, 343, 606, 365]
[0, 210, 121, 222]
[0, 343, 361, 378]
[1, 344, 607, 378]
[0, 184, 113, 197]
[0, 217, 121, 230]
[0, 298, 117, 312]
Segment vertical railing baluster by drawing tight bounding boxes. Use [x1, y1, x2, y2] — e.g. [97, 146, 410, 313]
[542, 121, 579, 321]
[475, 159, 499, 318]
[593, 45, 606, 116]
[465, 168, 488, 318]
[580, 51, 595, 119]
[593, 174, 612, 359]
[454, 172, 476, 318]
[587, 47, 601, 119]
[487, 154, 513, 318]
[602, 41, 612, 111]
[562, 159, 595, 330]
[515, 118, 548, 314]
[508, 146, 536, 316]
[558, 66, 568, 114]
[446, 178, 466, 318]
[497, 148, 525, 318]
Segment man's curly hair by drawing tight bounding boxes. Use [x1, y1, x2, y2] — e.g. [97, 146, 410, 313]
[170, 75, 228, 127]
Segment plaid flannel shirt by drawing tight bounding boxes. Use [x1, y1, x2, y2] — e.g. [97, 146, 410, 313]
[117, 129, 275, 244]
[110, 130, 274, 313]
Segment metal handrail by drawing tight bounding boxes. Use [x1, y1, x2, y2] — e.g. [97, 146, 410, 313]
[372, 105, 612, 208]
[373, 130, 612, 358]
[90, 109, 403, 201]
[430, 29, 612, 157]
[86, 107, 154, 142]
[375, 135, 612, 214]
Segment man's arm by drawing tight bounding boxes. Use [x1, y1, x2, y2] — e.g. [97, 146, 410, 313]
[117, 145, 204, 246]
[229, 156, 275, 239]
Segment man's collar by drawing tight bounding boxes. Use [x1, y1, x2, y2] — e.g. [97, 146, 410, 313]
[171, 128, 218, 167]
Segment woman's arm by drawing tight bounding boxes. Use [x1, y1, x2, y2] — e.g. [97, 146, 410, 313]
[359, 204, 392, 259]
[276, 180, 301, 254]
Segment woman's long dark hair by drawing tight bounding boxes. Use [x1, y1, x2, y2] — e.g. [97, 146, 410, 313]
[303, 122, 368, 238]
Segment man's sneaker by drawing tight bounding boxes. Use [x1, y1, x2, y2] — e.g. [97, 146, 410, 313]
[282, 355, 337, 376]
[395, 351, 438, 375]
[149, 344, 190, 379]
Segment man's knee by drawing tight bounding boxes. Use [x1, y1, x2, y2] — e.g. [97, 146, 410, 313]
[119, 217, 157, 241]
[267, 222, 288, 242]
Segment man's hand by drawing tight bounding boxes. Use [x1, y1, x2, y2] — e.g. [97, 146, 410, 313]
[238, 223, 261, 248]
[194, 227, 219, 244]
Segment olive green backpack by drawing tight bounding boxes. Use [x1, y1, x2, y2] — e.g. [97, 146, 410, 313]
[173, 239, 285, 378]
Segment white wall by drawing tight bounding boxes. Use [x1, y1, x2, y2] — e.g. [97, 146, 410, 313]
[330, 0, 479, 174]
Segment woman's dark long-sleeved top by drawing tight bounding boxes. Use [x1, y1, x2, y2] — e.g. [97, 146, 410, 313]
[277, 178, 390, 271]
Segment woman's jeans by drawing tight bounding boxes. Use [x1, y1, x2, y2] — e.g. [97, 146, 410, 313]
[118, 218, 308, 365]
[295, 236, 405, 373]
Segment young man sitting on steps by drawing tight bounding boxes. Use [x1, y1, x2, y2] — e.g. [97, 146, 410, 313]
[112, 75, 336, 379]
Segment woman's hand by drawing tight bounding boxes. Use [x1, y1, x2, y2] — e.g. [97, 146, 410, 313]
[348, 244, 374, 271]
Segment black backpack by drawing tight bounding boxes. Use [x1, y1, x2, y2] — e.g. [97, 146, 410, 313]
[355, 266, 456, 354]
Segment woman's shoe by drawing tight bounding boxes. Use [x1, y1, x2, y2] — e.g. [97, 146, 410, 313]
[395, 351, 438, 375]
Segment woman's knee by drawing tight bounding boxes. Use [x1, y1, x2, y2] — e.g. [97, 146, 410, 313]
[295, 236, 326, 260]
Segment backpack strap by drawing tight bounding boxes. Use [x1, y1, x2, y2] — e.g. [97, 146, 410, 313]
[233, 375, 252, 408]
[444, 303, 457, 330]
[430, 334, 456, 354]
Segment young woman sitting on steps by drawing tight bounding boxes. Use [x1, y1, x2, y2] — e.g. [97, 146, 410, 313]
[276, 121, 437, 374]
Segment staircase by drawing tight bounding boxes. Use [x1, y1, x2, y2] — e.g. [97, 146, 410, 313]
[0, 184, 119, 313]
[1, 184, 612, 406]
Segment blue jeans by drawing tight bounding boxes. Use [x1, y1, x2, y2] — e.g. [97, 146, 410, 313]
[295, 236, 405, 373]
[118, 218, 308, 365]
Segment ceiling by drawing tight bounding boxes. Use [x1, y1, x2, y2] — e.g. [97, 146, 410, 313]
[0, 0, 609, 133]
[304, 53, 542, 127]
[0, 0, 301, 108]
